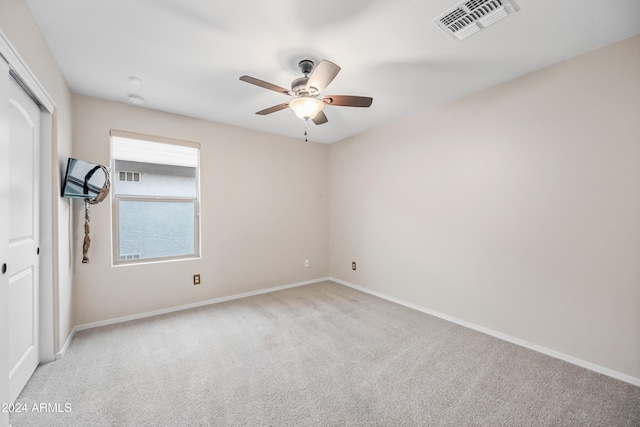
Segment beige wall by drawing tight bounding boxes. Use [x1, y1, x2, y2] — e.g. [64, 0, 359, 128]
[72, 95, 329, 325]
[0, 0, 74, 354]
[329, 35, 640, 379]
[2, 0, 638, 385]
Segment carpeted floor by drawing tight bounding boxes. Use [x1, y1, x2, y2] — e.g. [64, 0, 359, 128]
[10, 281, 640, 426]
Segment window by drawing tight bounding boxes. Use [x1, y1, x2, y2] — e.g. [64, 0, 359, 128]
[118, 170, 141, 183]
[111, 131, 200, 265]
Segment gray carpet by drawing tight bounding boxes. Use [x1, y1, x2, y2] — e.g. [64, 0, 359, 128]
[10, 281, 640, 426]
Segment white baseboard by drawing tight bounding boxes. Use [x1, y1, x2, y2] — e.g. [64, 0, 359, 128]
[74, 277, 330, 332]
[55, 327, 77, 360]
[56, 275, 640, 387]
[329, 277, 640, 387]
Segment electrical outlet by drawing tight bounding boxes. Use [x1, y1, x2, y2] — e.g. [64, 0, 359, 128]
[193, 274, 200, 285]
[304, 259, 310, 268]
[352, 262, 357, 271]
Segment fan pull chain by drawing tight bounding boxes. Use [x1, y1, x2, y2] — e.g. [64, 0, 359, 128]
[304, 119, 308, 142]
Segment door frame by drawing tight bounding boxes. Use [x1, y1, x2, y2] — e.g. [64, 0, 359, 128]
[0, 28, 56, 417]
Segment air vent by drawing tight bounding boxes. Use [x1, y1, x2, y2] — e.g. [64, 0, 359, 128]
[434, 0, 520, 41]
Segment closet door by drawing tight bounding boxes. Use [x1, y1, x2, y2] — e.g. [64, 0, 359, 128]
[4, 68, 41, 404]
[0, 60, 10, 427]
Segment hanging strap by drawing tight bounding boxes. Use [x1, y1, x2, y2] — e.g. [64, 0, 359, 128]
[82, 165, 110, 263]
[87, 165, 111, 204]
[82, 200, 91, 263]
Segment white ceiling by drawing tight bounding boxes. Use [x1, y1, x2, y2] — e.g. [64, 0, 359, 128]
[25, 0, 640, 144]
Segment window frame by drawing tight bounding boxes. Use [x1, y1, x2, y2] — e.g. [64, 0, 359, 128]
[110, 130, 201, 266]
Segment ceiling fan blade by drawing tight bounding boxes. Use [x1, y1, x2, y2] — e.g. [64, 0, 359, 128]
[312, 110, 328, 125]
[305, 60, 341, 94]
[256, 102, 290, 115]
[322, 95, 373, 108]
[240, 76, 292, 96]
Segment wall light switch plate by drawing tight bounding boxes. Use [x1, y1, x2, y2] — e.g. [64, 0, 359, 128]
[193, 274, 200, 285]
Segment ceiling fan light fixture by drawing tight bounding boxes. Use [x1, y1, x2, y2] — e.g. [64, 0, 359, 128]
[289, 97, 324, 120]
[240, 59, 372, 126]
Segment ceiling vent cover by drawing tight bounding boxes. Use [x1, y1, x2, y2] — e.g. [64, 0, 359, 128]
[434, 0, 520, 41]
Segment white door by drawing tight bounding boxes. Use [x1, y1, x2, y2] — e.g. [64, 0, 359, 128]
[7, 77, 40, 403]
[0, 61, 10, 427]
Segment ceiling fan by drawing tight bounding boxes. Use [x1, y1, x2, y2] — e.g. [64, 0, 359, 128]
[239, 59, 373, 125]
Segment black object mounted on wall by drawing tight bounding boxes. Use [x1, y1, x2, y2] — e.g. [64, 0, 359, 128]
[61, 157, 110, 202]
[61, 158, 111, 263]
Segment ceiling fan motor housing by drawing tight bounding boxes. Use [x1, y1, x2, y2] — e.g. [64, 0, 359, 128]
[293, 60, 318, 94]
[298, 59, 314, 75]
[291, 77, 312, 95]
